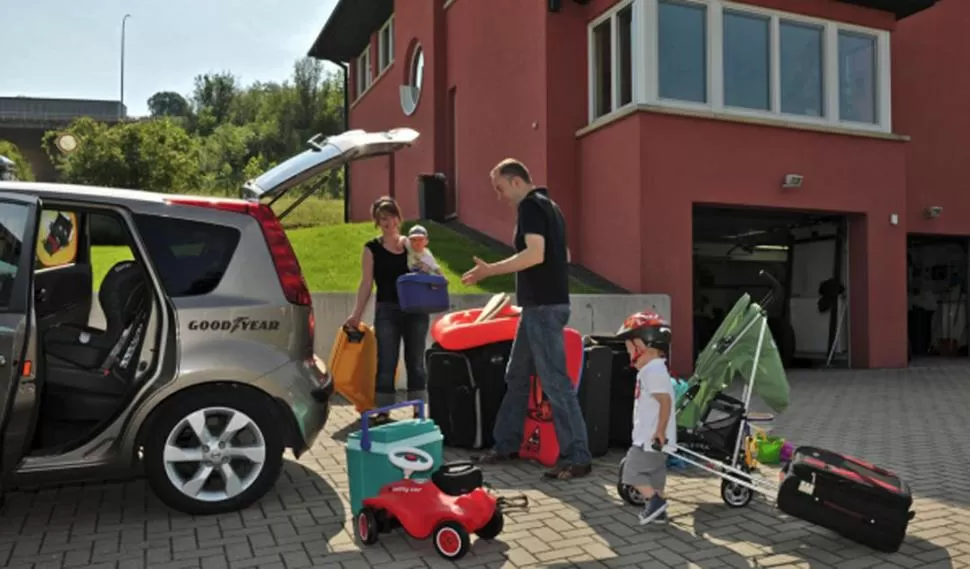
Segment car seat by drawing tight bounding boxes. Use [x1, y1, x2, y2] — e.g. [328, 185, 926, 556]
[44, 261, 148, 369]
[432, 461, 484, 497]
[42, 260, 151, 423]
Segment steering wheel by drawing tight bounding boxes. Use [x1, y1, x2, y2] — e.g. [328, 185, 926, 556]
[388, 447, 435, 478]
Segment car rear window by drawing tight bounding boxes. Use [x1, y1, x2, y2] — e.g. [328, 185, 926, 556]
[133, 214, 240, 297]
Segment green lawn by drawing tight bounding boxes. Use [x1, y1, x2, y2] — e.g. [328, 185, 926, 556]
[91, 203, 601, 294]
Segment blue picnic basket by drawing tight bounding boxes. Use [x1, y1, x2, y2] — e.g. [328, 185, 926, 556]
[396, 273, 450, 314]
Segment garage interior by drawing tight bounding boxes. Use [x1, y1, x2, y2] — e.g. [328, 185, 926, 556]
[907, 235, 969, 359]
[692, 205, 850, 369]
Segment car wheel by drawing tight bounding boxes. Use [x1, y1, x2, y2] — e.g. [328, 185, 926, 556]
[475, 510, 504, 540]
[143, 387, 284, 516]
[432, 521, 470, 560]
[356, 507, 380, 545]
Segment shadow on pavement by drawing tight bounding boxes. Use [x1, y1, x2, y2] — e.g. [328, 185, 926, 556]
[691, 501, 954, 569]
[0, 460, 347, 568]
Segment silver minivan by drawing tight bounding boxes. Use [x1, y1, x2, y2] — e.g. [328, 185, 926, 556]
[0, 127, 419, 515]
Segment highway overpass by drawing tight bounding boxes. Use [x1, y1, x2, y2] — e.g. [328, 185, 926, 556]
[0, 97, 126, 181]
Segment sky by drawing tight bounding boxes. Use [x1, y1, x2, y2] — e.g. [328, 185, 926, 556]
[1, 0, 340, 117]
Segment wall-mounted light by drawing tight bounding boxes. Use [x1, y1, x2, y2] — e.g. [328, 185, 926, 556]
[924, 206, 943, 219]
[889, 213, 899, 226]
[782, 174, 803, 189]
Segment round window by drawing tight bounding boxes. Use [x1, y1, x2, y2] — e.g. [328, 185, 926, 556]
[401, 44, 424, 116]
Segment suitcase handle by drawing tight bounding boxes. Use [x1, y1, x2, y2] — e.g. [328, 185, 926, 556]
[343, 325, 366, 343]
[360, 400, 426, 452]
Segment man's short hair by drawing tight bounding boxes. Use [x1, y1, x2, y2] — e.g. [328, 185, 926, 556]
[491, 158, 531, 184]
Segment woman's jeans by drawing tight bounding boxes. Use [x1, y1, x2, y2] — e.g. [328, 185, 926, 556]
[375, 302, 430, 407]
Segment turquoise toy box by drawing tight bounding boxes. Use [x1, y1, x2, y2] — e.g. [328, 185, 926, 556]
[346, 400, 444, 516]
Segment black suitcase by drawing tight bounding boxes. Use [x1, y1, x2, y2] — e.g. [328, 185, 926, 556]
[577, 345, 612, 457]
[426, 341, 512, 449]
[776, 446, 915, 553]
[461, 341, 512, 449]
[586, 335, 637, 448]
[426, 346, 483, 448]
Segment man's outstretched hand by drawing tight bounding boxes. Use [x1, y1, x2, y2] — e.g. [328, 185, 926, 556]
[461, 256, 492, 286]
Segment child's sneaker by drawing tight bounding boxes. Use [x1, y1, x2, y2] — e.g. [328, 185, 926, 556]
[638, 495, 668, 525]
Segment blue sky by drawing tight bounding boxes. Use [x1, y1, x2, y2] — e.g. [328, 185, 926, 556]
[1, 0, 340, 117]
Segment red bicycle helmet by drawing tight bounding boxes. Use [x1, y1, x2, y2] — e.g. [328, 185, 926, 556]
[616, 310, 672, 354]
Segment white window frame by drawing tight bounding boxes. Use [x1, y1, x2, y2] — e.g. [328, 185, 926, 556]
[378, 16, 395, 72]
[356, 45, 372, 98]
[587, 0, 638, 121]
[587, 0, 892, 134]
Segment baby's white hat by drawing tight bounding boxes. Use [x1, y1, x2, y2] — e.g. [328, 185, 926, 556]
[408, 224, 428, 238]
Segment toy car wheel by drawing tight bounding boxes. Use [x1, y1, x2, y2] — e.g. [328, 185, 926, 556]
[475, 510, 504, 540]
[432, 521, 470, 560]
[720, 477, 753, 508]
[356, 507, 380, 545]
[617, 458, 646, 507]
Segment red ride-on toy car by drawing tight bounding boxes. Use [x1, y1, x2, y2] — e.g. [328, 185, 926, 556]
[354, 447, 508, 560]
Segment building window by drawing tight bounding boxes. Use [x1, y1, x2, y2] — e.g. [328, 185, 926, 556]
[378, 16, 394, 72]
[838, 30, 877, 124]
[586, 0, 892, 133]
[356, 45, 372, 98]
[723, 10, 769, 111]
[780, 20, 824, 118]
[401, 45, 424, 116]
[658, 0, 707, 104]
[589, 1, 634, 120]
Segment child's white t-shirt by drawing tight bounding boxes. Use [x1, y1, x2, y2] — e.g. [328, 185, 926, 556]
[631, 358, 677, 453]
[406, 242, 441, 273]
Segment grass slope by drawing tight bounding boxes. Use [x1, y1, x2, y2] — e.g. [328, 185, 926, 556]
[91, 197, 600, 294]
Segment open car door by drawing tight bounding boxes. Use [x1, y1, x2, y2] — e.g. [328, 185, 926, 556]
[0, 193, 41, 498]
[241, 128, 420, 220]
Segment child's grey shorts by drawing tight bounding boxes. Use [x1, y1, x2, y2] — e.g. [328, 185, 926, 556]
[621, 445, 667, 491]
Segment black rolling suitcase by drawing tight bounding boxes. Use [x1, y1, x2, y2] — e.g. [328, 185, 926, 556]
[776, 446, 915, 553]
[427, 346, 482, 448]
[426, 341, 512, 449]
[577, 344, 612, 457]
[586, 335, 637, 448]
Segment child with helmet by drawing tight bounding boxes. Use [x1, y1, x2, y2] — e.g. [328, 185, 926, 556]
[615, 310, 676, 525]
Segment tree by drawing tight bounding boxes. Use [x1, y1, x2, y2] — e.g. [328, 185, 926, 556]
[190, 72, 238, 136]
[43, 117, 204, 194]
[147, 91, 191, 118]
[0, 140, 36, 181]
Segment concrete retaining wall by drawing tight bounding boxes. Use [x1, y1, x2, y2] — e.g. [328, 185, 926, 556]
[311, 293, 671, 388]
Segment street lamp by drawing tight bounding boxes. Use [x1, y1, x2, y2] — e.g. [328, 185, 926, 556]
[120, 14, 131, 119]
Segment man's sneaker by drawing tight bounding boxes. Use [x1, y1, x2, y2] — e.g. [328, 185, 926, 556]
[638, 495, 669, 525]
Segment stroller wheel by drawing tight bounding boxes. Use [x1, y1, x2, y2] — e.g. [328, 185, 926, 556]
[617, 458, 646, 507]
[720, 477, 753, 508]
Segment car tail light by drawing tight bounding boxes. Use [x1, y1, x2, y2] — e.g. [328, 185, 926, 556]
[166, 197, 313, 307]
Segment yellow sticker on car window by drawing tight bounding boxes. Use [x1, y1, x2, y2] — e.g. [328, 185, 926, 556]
[36, 211, 78, 268]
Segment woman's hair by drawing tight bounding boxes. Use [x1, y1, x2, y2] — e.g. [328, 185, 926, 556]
[371, 196, 402, 226]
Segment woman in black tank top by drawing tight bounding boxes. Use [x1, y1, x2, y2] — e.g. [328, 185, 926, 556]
[345, 197, 430, 425]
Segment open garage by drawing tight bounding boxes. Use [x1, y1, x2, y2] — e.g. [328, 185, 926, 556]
[907, 235, 969, 360]
[693, 205, 850, 369]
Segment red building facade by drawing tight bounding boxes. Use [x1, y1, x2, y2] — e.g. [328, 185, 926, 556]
[310, 0, 953, 376]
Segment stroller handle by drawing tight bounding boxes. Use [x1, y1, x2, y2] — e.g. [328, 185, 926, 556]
[758, 269, 783, 309]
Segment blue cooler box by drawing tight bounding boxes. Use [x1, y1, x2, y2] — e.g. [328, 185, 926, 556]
[346, 401, 445, 516]
[396, 273, 450, 314]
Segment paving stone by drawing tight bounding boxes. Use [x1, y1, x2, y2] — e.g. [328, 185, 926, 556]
[1, 367, 968, 568]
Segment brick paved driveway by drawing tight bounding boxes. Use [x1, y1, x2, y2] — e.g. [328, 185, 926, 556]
[2, 364, 968, 568]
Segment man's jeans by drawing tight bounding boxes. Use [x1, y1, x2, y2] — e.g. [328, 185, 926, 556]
[492, 304, 592, 465]
[375, 302, 430, 407]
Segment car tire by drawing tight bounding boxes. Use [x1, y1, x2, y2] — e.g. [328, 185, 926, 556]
[143, 386, 285, 516]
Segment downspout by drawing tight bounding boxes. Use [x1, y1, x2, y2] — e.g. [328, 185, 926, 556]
[328, 59, 351, 223]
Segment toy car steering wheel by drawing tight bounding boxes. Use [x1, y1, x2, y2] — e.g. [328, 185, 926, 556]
[388, 447, 435, 478]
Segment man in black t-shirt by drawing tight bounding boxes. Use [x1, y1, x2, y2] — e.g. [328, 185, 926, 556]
[461, 159, 592, 480]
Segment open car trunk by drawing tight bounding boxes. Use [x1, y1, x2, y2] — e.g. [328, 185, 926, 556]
[241, 128, 420, 220]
